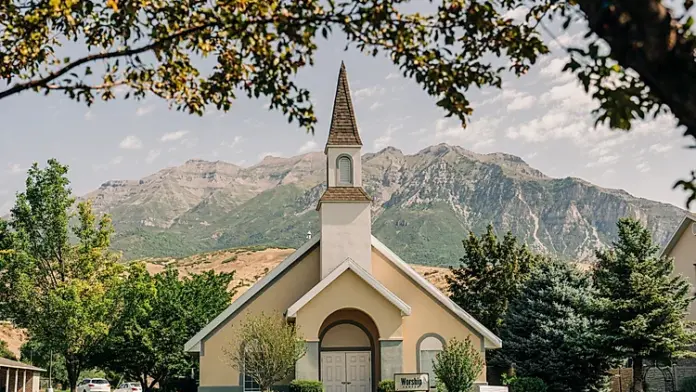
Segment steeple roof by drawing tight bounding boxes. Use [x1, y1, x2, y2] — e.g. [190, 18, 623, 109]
[326, 62, 363, 147]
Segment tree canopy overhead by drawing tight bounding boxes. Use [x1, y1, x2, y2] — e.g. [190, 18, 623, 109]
[2, 0, 696, 203]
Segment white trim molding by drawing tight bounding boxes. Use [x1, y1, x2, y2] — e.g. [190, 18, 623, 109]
[184, 235, 321, 352]
[371, 235, 503, 349]
[661, 213, 696, 256]
[286, 257, 411, 318]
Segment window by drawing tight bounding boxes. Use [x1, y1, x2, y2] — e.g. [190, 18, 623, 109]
[243, 343, 261, 392]
[337, 155, 352, 185]
[418, 335, 444, 388]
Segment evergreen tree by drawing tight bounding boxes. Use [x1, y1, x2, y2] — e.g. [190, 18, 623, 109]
[499, 259, 613, 392]
[593, 217, 696, 392]
[447, 224, 541, 336]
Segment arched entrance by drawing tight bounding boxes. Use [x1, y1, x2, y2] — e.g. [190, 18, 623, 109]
[319, 309, 379, 392]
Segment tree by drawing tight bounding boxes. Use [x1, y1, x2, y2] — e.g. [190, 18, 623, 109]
[0, 340, 16, 361]
[3, 1, 696, 203]
[498, 259, 614, 392]
[224, 312, 306, 392]
[101, 263, 234, 392]
[593, 217, 696, 392]
[0, 159, 123, 392]
[432, 337, 484, 392]
[447, 224, 541, 336]
[21, 339, 69, 389]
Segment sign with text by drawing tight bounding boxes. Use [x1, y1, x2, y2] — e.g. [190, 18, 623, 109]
[394, 373, 429, 392]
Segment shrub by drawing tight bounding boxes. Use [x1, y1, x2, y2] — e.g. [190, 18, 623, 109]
[378, 380, 395, 392]
[290, 380, 323, 392]
[508, 377, 547, 392]
[681, 377, 696, 392]
[432, 337, 483, 392]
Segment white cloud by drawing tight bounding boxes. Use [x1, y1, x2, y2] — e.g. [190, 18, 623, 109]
[119, 135, 143, 149]
[503, 6, 529, 22]
[586, 154, 619, 167]
[539, 57, 575, 83]
[161, 130, 189, 142]
[110, 156, 123, 165]
[385, 72, 400, 80]
[354, 85, 386, 99]
[507, 95, 536, 111]
[181, 137, 198, 149]
[7, 163, 24, 175]
[370, 101, 383, 111]
[222, 136, 243, 149]
[426, 116, 498, 151]
[136, 105, 155, 116]
[298, 140, 318, 154]
[636, 162, 651, 173]
[84, 110, 94, 120]
[374, 123, 404, 150]
[145, 149, 161, 164]
[649, 143, 673, 153]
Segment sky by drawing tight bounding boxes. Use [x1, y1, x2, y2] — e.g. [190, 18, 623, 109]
[1, 8, 695, 215]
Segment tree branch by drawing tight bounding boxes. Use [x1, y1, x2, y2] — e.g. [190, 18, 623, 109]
[44, 80, 128, 91]
[574, 0, 696, 139]
[0, 22, 218, 100]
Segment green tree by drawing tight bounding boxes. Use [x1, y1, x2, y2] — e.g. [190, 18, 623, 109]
[101, 263, 234, 392]
[447, 224, 541, 336]
[498, 259, 613, 392]
[0, 340, 16, 360]
[432, 338, 483, 392]
[224, 312, 306, 392]
[593, 217, 696, 392]
[0, 159, 123, 392]
[21, 339, 69, 389]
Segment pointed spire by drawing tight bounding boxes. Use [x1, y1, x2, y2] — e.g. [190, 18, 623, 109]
[326, 62, 363, 148]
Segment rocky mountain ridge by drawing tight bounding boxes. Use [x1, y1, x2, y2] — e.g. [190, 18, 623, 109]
[82, 144, 685, 266]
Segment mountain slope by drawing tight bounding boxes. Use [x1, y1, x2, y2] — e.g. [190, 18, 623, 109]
[83, 144, 685, 266]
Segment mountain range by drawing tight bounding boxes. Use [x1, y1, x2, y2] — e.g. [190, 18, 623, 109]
[81, 143, 685, 266]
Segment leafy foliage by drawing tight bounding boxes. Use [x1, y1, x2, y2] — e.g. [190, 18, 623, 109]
[289, 380, 324, 392]
[504, 376, 548, 392]
[100, 263, 234, 392]
[592, 217, 696, 392]
[0, 159, 123, 392]
[0, 340, 16, 360]
[377, 380, 395, 392]
[223, 312, 306, 392]
[447, 224, 542, 335]
[498, 259, 613, 392]
[432, 338, 483, 392]
[21, 339, 69, 388]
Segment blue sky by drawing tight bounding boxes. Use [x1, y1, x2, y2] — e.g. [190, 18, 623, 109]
[1, 11, 694, 214]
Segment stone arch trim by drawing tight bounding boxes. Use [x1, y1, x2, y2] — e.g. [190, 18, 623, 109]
[415, 333, 446, 373]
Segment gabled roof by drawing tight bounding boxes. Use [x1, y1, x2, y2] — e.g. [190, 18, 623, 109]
[184, 234, 502, 352]
[316, 187, 372, 210]
[0, 357, 45, 372]
[371, 236, 502, 349]
[326, 62, 362, 149]
[184, 235, 321, 352]
[661, 213, 696, 256]
[287, 257, 411, 318]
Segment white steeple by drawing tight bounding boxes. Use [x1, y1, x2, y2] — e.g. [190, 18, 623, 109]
[317, 62, 372, 279]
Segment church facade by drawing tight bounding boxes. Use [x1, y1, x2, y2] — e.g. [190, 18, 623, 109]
[185, 63, 501, 392]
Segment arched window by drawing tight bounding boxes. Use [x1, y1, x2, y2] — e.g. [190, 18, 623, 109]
[417, 335, 445, 389]
[337, 155, 353, 185]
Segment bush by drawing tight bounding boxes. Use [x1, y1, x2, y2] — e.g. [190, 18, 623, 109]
[681, 377, 696, 392]
[290, 380, 323, 392]
[432, 338, 483, 392]
[508, 377, 547, 392]
[378, 380, 395, 392]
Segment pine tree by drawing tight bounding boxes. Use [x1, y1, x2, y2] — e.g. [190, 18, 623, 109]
[593, 218, 696, 392]
[499, 259, 614, 392]
[447, 224, 541, 336]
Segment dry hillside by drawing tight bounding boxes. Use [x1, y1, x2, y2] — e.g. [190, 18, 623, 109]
[141, 246, 452, 300]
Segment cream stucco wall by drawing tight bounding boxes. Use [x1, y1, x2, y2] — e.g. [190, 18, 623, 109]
[199, 247, 321, 387]
[319, 203, 372, 278]
[370, 247, 487, 383]
[666, 227, 696, 322]
[326, 147, 362, 187]
[295, 269, 403, 340]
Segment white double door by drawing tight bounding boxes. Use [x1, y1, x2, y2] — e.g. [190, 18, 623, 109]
[321, 351, 371, 392]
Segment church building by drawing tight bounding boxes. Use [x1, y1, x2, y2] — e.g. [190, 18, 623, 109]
[184, 63, 501, 392]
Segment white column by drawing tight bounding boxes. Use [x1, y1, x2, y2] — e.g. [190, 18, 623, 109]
[21, 370, 25, 392]
[6, 368, 9, 392]
[13, 368, 17, 392]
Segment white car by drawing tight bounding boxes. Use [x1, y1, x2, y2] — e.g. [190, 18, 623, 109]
[77, 379, 111, 392]
[114, 382, 142, 392]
